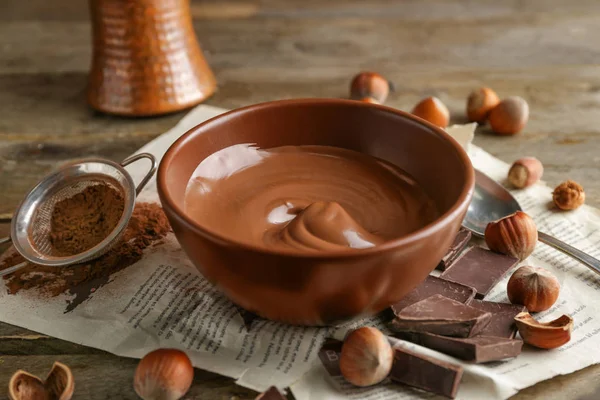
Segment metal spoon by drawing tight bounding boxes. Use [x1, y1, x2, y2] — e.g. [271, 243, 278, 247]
[463, 169, 600, 275]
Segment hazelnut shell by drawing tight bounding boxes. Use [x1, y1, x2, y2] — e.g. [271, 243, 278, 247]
[350, 72, 391, 104]
[489, 96, 529, 135]
[485, 211, 538, 261]
[359, 96, 380, 104]
[467, 87, 500, 123]
[339, 327, 393, 387]
[507, 266, 560, 312]
[553, 180, 585, 211]
[514, 312, 572, 349]
[411, 96, 450, 128]
[9, 361, 74, 400]
[134, 349, 194, 400]
[508, 157, 543, 189]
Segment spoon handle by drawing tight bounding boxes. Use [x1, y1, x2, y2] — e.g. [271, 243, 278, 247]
[538, 231, 600, 275]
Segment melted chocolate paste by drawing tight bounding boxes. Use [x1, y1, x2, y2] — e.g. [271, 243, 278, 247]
[184, 145, 438, 251]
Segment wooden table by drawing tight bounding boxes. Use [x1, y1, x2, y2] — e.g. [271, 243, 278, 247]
[1, 0, 600, 398]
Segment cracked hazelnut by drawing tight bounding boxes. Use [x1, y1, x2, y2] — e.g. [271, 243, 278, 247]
[514, 312, 573, 349]
[467, 87, 500, 123]
[553, 180, 585, 210]
[9, 361, 74, 400]
[134, 349, 194, 400]
[507, 266, 560, 312]
[339, 327, 393, 387]
[489, 96, 529, 135]
[485, 211, 538, 261]
[350, 72, 391, 104]
[508, 157, 543, 189]
[411, 96, 450, 128]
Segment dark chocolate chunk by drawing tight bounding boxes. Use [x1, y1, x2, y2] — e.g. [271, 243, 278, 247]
[318, 338, 343, 376]
[390, 345, 463, 399]
[237, 307, 259, 331]
[437, 228, 472, 271]
[391, 275, 476, 315]
[390, 294, 492, 337]
[255, 386, 287, 400]
[440, 246, 519, 299]
[396, 332, 523, 363]
[469, 299, 527, 339]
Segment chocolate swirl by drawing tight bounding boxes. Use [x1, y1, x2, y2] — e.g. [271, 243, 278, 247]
[265, 201, 384, 251]
[184, 144, 438, 252]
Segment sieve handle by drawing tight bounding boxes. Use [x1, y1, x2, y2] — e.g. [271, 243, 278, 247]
[0, 236, 26, 276]
[0, 261, 27, 277]
[121, 153, 157, 196]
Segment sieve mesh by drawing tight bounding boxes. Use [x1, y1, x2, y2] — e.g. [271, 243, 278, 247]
[29, 176, 127, 259]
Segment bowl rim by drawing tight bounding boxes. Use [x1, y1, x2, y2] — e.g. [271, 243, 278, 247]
[158, 98, 474, 259]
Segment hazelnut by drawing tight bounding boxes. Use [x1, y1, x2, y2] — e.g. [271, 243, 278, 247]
[485, 211, 538, 261]
[553, 180, 585, 210]
[339, 327, 393, 387]
[359, 97, 379, 104]
[508, 157, 543, 189]
[514, 312, 572, 349]
[489, 96, 529, 135]
[507, 266, 560, 312]
[350, 72, 391, 104]
[466, 87, 500, 123]
[411, 96, 450, 128]
[9, 361, 74, 400]
[134, 349, 194, 400]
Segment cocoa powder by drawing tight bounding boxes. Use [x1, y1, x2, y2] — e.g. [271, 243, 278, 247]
[49, 184, 125, 256]
[0, 202, 171, 311]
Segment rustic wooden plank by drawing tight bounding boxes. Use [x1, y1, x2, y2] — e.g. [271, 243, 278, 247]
[5, 0, 600, 22]
[0, 337, 105, 356]
[0, 223, 9, 239]
[4, 11, 600, 75]
[0, 354, 260, 399]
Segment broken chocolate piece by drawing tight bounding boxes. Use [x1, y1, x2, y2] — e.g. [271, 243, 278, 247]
[440, 246, 519, 299]
[390, 294, 492, 337]
[437, 228, 472, 271]
[318, 338, 343, 376]
[390, 345, 463, 398]
[237, 307, 259, 331]
[255, 386, 287, 400]
[469, 299, 527, 339]
[396, 332, 523, 363]
[391, 275, 476, 315]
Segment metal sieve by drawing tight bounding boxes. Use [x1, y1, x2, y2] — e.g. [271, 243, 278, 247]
[0, 153, 156, 276]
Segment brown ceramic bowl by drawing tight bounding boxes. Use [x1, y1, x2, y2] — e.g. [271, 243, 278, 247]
[158, 99, 474, 325]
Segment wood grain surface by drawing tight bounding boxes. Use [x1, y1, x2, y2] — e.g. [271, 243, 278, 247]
[1, 0, 600, 398]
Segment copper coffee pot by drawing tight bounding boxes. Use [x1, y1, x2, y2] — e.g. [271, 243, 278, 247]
[87, 0, 216, 116]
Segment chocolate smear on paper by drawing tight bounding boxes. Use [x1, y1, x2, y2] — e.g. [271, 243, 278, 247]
[0, 203, 170, 313]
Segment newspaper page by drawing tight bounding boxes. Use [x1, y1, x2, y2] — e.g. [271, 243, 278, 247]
[291, 145, 600, 400]
[2, 104, 600, 398]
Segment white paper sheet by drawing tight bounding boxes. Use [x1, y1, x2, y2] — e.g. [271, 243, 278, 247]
[1, 105, 599, 399]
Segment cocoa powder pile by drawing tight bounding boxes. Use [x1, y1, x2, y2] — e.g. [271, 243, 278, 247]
[0, 202, 171, 310]
[49, 184, 124, 256]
